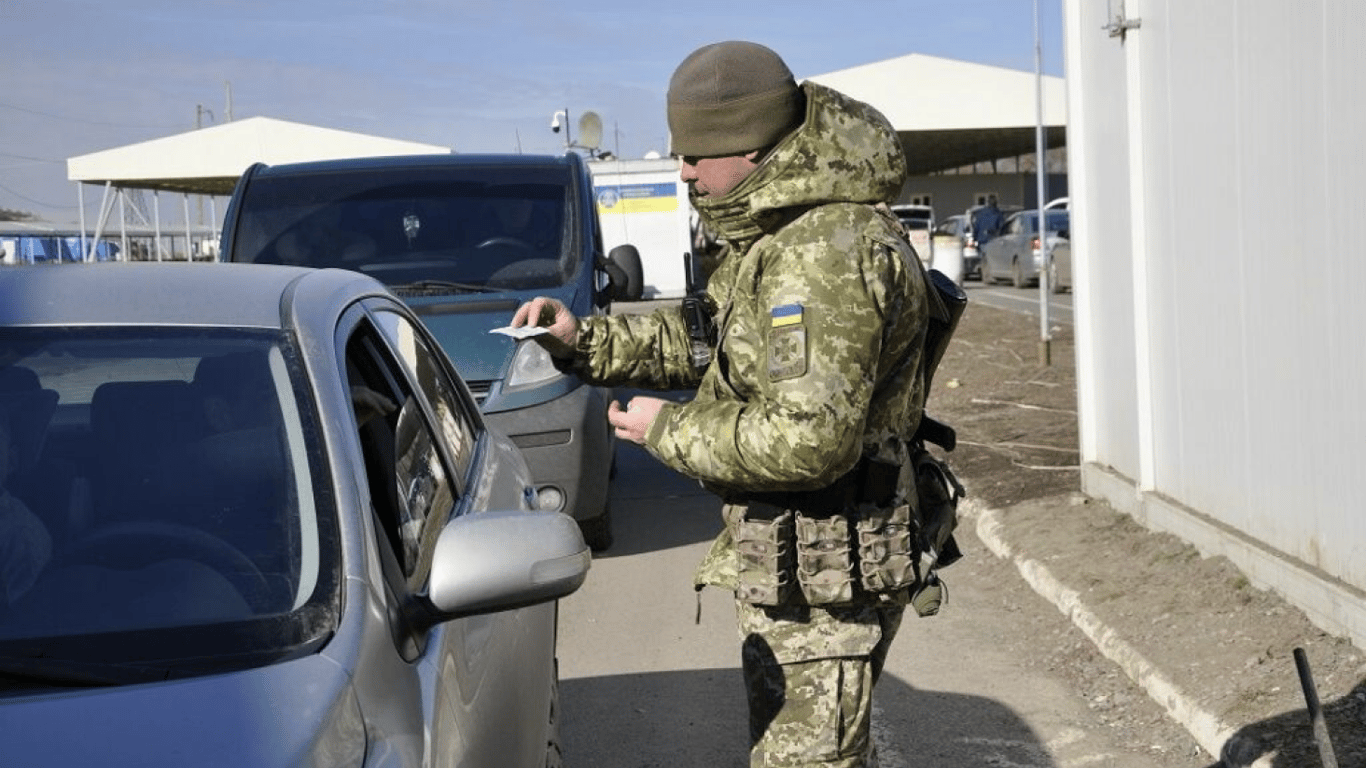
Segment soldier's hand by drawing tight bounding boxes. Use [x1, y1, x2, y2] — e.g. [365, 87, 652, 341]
[511, 296, 578, 359]
[607, 397, 665, 445]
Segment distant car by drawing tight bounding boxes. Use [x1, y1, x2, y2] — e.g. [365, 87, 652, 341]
[980, 209, 1070, 288]
[892, 203, 934, 267]
[220, 153, 643, 551]
[1048, 232, 1072, 293]
[0, 262, 589, 767]
[931, 213, 977, 281]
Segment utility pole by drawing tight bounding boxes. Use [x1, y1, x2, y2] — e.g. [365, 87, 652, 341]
[195, 105, 215, 228]
[1034, 0, 1052, 365]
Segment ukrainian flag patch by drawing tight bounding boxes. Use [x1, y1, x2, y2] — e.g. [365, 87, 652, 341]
[771, 303, 803, 328]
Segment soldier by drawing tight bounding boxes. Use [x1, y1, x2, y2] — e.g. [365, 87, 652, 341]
[512, 40, 933, 767]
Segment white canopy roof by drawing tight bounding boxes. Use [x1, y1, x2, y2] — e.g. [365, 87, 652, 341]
[808, 53, 1067, 174]
[67, 116, 451, 197]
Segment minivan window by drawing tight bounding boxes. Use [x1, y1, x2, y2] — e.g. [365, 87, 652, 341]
[233, 164, 577, 295]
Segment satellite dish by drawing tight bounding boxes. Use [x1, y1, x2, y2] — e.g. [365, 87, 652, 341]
[577, 111, 603, 151]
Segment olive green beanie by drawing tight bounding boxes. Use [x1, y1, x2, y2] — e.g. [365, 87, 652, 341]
[667, 41, 804, 157]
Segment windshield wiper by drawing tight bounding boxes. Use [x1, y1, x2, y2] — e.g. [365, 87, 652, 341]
[0, 653, 172, 688]
[391, 279, 495, 295]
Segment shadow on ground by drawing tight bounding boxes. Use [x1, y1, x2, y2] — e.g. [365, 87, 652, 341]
[561, 668, 1058, 768]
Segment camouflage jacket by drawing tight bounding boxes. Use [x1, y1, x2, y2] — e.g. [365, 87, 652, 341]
[566, 82, 930, 601]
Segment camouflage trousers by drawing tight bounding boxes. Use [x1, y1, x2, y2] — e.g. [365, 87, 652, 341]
[737, 599, 905, 768]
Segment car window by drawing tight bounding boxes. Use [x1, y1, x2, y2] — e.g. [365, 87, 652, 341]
[0, 328, 335, 649]
[344, 315, 468, 585]
[369, 308, 478, 484]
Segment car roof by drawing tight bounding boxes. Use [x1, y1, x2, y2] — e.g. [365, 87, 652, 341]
[0, 262, 386, 328]
[251, 152, 581, 178]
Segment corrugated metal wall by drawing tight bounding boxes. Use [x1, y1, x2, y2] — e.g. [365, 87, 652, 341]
[1066, 0, 1366, 645]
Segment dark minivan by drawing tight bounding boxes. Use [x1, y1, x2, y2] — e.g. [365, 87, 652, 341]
[219, 152, 643, 550]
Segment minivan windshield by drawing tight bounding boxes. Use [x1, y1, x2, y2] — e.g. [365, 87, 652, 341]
[233, 164, 576, 295]
[0, 328, 336, 673]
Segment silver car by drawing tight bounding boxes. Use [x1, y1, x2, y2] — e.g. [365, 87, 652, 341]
[0, 262, 588, 767]
[980, 209, 1071, 288]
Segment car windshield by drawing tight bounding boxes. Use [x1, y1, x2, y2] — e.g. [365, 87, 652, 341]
[0, 328, 337, 676]
[234, 163, 577, 294]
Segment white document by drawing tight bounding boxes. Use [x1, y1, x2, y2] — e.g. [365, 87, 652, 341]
[489, 325, 551, 340]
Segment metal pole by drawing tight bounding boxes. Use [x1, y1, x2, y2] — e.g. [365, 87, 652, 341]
[1294, 648, 1340, 768]
[153, 190, 162, 261]
[1034, 0, 1052, 365]
[118, 191, 128, 261]
[183, 193, 192, 260]
[76, 182, 87, 261]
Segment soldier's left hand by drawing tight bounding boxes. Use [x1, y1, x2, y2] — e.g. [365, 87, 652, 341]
[607, 396, 665, 444]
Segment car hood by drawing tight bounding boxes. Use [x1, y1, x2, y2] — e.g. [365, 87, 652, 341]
[409, 285, 582, 383]
[0, 654, 366, 767]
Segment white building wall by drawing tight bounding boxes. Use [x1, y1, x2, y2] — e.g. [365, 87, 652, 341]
[1063, 0, 1140, 484]
[1066, 0, 1366, 646]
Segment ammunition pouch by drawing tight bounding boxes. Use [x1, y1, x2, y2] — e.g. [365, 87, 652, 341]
[856, 501, 916, 593]
[731, 458, 903, 607]
[734, 511, 795, 606]
[728, 451, 965, 614]
[795, 514, 855, 605]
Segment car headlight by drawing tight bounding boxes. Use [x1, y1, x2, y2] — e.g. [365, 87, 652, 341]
[505, 340, 565, 391]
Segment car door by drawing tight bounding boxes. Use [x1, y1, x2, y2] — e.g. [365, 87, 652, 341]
[358, 299, 556, 768]
[981, 214, 1011, 282]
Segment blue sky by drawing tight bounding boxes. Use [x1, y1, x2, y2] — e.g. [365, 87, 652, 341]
[0, 0, 1064, 225]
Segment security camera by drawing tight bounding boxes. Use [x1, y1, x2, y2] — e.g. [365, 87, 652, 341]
[551, 112, 563, 132]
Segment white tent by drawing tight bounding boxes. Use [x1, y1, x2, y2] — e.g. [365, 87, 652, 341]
[809, 53, 1067, 174]
[68, 116, 450, 196]
[64, 117, 451, 260]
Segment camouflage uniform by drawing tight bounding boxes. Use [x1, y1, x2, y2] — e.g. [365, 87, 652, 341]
[565, 81, 929, 767]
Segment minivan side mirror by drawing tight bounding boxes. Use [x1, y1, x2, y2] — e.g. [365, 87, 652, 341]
[600, 245, 644, 302]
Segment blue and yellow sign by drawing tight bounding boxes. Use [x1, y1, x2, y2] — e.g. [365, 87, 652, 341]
[596, 183, 679, 215]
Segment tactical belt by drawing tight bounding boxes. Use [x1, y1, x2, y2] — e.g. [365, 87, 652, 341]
[737, 458, 900, 519]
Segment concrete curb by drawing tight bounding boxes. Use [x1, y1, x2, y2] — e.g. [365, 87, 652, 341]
[963, 498, 1272, 768]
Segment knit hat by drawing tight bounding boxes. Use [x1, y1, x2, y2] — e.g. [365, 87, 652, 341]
[667, 41, 804, 157]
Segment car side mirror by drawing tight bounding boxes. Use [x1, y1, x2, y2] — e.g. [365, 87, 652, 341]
[421, 509, 590, 625]
[599, 244, 644, 302]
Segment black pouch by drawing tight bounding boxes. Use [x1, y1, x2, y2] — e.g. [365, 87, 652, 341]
[734, 509, 795, 606]
[907, 445, 965, 617]
[913, 446, 965, 572]
[795, 513, 855, 605]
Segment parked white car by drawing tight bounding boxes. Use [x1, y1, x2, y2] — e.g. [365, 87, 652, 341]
[892, 204, 934, 267]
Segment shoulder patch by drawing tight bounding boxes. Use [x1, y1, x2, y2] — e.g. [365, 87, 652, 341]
[768, 303, 808, 381]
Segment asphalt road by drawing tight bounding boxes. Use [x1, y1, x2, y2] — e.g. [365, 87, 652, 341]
[963, 279, 1073, 325]
[555, 429, 1201, 767]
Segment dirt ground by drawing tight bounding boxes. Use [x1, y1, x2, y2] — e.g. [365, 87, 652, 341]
[929, 298, 1366, 767]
